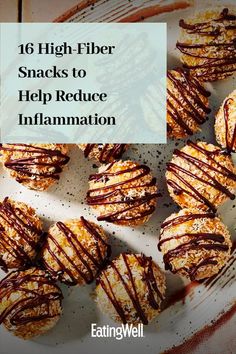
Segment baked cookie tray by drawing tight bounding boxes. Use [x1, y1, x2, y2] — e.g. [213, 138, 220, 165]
[0, 1, 235, 353]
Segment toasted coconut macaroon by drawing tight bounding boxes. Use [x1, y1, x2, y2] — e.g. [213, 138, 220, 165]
[167, 68, 211, 138]
[215, 90, 236, 153]
[95, 253, 166, 325]
[166, 141, 236, 212]
[86, 160, 158, 226]
[158, 209, 232, 281]
[77, 144, 129, 163]
[41, 217, 111, 286]
[0, 268, 63, 339]
[0, 197, 42, 272]
[0, 144, 70, 191]
[176, 8, 236, 81]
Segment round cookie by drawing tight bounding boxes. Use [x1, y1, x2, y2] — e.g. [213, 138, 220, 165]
[87, 160, 158, 226]
[41, 217, 111, 285]
[177, 8, 236, 81]
[158, 209, 232, 281]
[0, 197, 42, 271]
[167, 68, 210, 138]
[78, 144, 129, 163]
[215, 90, 236, 153]
[166, 141, 236, 212]
[0, 268, 62, 339]
[0, 144, 70, 191]
[95, 253, 166, 325]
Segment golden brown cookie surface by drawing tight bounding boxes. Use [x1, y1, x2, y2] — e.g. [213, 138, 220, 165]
[177, 8, 236, 81]
[78, 144, 129, 163]
[87, 160, 158, 226]
[0, 144, 70, 191]
[166, 141, 236, 211]
[158, 209, 232, 281]
[215, 90, 236, 153]
[0, 197, 42, 271]
[167, 68, 210, 138]
[41, 217, 110, 285]
[95, 253, 166, 325]
[0, 268, 62, 339]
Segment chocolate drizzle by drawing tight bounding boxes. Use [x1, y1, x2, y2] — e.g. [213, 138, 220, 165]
[177, 8, 236, 81]
[98, 253, 164, 325]
[222, 97, 236, 153]
[166, 141, 236, 212]
[159, 232, 225, 249]
[0, 197, 42, 271]
[87, 163, 158, 223]
[0, 144, 70, 183]
[0, 270, 62, 326]
[84, 144, 127, 163]
[158, 212, 229, 280]
[167, 69, 210, 136]
[42, 217, 110, 285]
[160, 212, 215, 230]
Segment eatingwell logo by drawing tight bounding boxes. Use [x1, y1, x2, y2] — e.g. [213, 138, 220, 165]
[91, 323, 144, 340]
